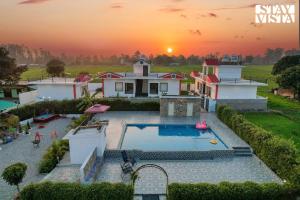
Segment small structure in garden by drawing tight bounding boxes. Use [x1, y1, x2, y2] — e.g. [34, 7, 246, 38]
[28, 77, 89, 101]
[99, 58, 184, 98]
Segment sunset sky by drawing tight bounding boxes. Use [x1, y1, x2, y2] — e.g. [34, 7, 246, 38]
[0, 0, 298, 56]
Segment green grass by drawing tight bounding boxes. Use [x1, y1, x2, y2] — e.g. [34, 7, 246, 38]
[244, 112, 300, 152]
[21, 65, 200, 81]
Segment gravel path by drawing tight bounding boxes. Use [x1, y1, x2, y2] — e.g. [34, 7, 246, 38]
[0, 118, 71, 200]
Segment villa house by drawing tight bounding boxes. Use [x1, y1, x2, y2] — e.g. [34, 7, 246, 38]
[98, 59, 184, 98]
[191, 56, 267, 111]
[28, 77, 88, 101]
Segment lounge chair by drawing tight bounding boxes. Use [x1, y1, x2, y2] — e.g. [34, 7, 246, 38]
[121, 150, 136, 166]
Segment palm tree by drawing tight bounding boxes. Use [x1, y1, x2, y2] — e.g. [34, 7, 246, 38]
[76, 87, 101, 112]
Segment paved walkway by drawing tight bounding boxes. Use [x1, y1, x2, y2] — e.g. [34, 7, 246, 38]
[97, 157, 282, 195]
[0, 118, 71, 200]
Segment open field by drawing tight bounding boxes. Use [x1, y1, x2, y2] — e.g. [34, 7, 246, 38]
[21, 65, 201, 81]
[21, 64, 300, 152]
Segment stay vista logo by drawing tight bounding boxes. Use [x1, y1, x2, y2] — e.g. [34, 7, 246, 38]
[255, 4, 295, 23]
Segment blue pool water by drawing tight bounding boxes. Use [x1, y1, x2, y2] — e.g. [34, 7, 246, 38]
[121, 124, 228, 151]
[0, 100, 17, 111]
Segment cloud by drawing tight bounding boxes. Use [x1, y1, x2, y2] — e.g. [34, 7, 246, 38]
[250, 22, 263, 28]
[19, 0, 50, 4]
[213, 4, 256, 10]
[234, 35, 244, 39]
[208, 13, 217, 17]
[110, 3, 123, 9]
[198, 13, 218, 18]
[159, 6, 184, 13]
[189, 29, 202, 36]
[180, 14, 187, 18]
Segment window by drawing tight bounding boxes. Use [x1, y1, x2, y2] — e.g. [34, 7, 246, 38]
[115, 82, 123, 92]
[160, 83, 168, 92]
[150, 83, 158, 94]
[125, 83, 134, 94]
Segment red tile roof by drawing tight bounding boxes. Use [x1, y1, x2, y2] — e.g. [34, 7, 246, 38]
[204, 59, 219, 66]
[98, 72, 123, 79]
[206, 74, 219, 83]
[160, 73, 184, 79]
[190, 71, 200, 78]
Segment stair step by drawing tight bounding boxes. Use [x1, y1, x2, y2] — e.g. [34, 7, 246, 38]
[232, 146, 251, 149]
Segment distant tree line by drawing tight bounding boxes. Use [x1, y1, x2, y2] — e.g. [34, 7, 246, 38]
[1, 44, 300, 66]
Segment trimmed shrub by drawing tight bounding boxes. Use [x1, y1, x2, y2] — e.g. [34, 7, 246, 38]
[216, 105, 299, 185]
[2, 162, 27, 192]
[20, 182, 134, 200]
[39, 140, 69, 173]
[9, 99, 160, 120]
[168, 182, 297, 200]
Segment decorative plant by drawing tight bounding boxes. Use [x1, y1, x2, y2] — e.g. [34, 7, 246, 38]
[2, 162, 27, 192]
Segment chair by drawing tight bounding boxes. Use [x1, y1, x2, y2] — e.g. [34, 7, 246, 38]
[121, 150, 136, 166]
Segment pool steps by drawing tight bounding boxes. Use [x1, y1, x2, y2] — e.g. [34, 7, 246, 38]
[232, 146, 253, 157]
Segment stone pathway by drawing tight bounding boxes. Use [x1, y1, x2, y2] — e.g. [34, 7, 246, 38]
[0, 118, 71, 200]
[97, 157, 281, 195]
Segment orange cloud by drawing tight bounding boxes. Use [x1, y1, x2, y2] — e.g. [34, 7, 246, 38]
[19, 0, 50, 4]
[159, 6, 184, 13]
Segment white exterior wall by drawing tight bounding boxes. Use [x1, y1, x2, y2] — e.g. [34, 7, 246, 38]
[103, 79, 180, 97]
[218, 85, 258, 99]
[19, 90, 37, 105]
[215, 66, 242, 80]
[103, 79, 136, 98]
[30, 84, 84, 100]
[133, 62, 150, 75]
[148, 79, 180, 97]
[69, 133, 106, 164]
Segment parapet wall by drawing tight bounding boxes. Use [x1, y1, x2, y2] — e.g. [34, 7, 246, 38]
[217, 98, 267, 111]
[160, 96, 202, 117]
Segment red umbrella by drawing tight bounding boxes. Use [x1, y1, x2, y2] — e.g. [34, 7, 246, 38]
[84, 104, 110, 114]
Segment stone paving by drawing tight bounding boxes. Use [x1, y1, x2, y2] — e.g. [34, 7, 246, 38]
[0, 118, 71, 200]
[97, 157, 282, 195]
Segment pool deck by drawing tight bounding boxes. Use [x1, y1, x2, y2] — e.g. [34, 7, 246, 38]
[97, 157, 281, 195]
[93, 111, 249, 149]
[43, 111, 282, 196]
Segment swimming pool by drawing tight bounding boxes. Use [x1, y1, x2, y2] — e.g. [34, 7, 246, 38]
[0, 100, 17, 111]
[120, 124, 228, 151]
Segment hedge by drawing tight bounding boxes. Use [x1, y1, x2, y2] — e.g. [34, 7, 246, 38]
[216, 105, 300, 185]
[39, 140, 69, 173]
[20, 182, 134, 200]
[168, 182, 298, 200]
[9, 99, 160, 120]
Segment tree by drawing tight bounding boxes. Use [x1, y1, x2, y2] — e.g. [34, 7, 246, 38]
[0, 47, 27, 85]
[46, 59, 65, 77]
[2, 162, 27, 192]
[277, 66, 300, 99]
[245, 55, 254, 64]
[272, 55, 300, 75]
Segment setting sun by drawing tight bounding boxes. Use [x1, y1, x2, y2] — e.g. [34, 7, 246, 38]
[167, 47, 173, 54]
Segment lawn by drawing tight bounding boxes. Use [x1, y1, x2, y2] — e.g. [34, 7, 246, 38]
[244, 112, 300, 151]
[21, 65, 201, 81]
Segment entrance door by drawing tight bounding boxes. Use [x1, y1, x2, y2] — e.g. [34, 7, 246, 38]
[168, 102, 174, 116]
[136, 79, 143, 96]
[143, 65, 148, 76]
[187, 103, 193, 116]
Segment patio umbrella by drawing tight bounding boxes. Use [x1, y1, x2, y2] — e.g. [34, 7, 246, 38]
[84, 104, 110, 114]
